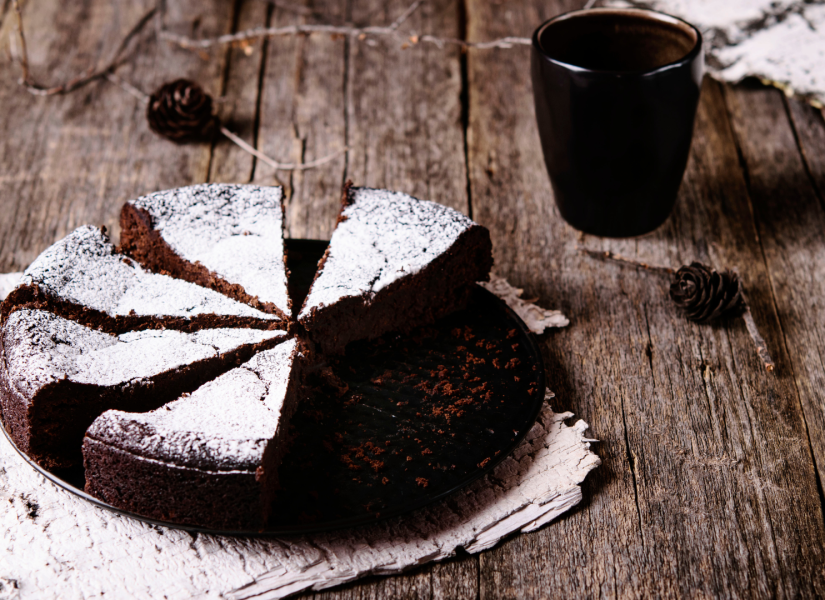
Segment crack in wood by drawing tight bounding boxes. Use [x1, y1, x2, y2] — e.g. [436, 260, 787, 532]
[250, 0, 276, 184]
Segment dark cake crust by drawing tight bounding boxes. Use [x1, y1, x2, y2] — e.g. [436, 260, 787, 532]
[82, 339, 310, 530]
[83, 440, 268, 530]
[0, 318, 286, 470]
[120, 203, 292, 322]
[301, 226, 493, 354]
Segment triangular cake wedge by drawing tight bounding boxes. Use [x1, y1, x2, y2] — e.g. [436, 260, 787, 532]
[298, 185, 493, 353]
[0, 309, 287, 470]
[1, 226, 282, 332]
[83, 338, 310, 530]
[121, 184, 291, 320]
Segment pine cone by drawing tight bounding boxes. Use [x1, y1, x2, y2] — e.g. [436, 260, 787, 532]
[146, 79, 216, 143]
[669, 263, 743, 322]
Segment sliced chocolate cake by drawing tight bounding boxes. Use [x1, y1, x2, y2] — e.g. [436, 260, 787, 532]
[83, 338, 309, 530]
[4, 182, 501, 530]
[121, 184, 291, 320]
[0, 309, 286, 470]
[1, 225, 282, 332]
[298, 185, 493, 353]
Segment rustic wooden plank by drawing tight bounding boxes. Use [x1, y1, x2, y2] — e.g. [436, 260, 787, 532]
[725, 84, 825, 530]
[309, 572, 432, 600]
[464, 3, 645, 599]
[466, 0, 825, 597]
[209, 0, 271, 184]
[0, 0, 234, 271]
[785, 98, 825, 208]
[252, 0, 349, 240]
[431, 554, 479, 600]
[301, 549, 478, 600]
[345, 0, 469, 215]
[273, 0, 474, 597]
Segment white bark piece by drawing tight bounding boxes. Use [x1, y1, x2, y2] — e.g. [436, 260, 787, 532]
[1, 269, 589, 599]
[611, 0, 825, 107]
[478, 275, 570, 333]
[0, 391, 598, 600]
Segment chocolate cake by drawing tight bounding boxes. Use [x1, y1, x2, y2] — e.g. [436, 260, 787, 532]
[2, 182, 496, 530]
[83, 338, 309, 529]
[298, 185, 493, 353]
[120, 184, 291, 320]
[1, 225, 282, 332]
[0, 309, 286, 470]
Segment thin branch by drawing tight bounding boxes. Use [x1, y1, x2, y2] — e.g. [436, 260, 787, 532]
[12, 0, 31, 84]
[106, 72, 149, 101]
[104, 74, 348, 175]
[417, 34, 530, 50]
[158, 0, 530, 51]
[220, 126, 348, 171]
[14, 4, 157, 96]
[388, 0, 424, 30]
[581, 246, 775, 373]
[740, 292, 776, 372]
[579, 247, 676, 276]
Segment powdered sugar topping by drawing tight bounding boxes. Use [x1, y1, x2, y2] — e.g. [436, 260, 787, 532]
[87, 339, 300, 471]
[2, 309, 285, 402]
[299, 188, 474, 318]
[130, 184, 290, 316]
[21, 226, 278, 321]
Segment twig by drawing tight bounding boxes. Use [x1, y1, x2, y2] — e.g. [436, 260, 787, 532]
[389, 0, 425, 30]
[579, 247, 675, 275]
[740, 292, 776, 372]
[105, 72, 149, 102]
[158, 0, 531, 51]
[417, 34, 531, 50]
[219, 126, 348, 171]
[580, 246, 775, 373]
[13, 4, 157, 96]
[12, 0, 31, 85]
[105, 74, 347, 175]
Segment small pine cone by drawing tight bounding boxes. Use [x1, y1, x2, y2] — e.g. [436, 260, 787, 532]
[669, 262, 743, 322]
[146, 79, 216, 143]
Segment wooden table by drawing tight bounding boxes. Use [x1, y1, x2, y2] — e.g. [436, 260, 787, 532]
[2, 0, 825, 597]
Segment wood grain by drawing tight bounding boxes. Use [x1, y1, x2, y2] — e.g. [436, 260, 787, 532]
[209, 0, 271, 185]
[3, 0, 825, 598]
[0, 0, 234, 271]
[466, 1, 825, 597]
[725, 84, 825, 542]
[297, 1, 477, 597]
[252, 0, 348, 240]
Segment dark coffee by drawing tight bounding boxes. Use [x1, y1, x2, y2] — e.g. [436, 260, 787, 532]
[531, 9, 703, 237]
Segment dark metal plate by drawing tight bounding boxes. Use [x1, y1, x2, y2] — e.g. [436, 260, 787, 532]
[3, 239, 546, 535]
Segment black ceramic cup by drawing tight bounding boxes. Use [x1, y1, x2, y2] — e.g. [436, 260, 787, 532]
[531, 8, 703, 237]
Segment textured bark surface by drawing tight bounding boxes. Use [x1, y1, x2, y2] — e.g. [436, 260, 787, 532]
[2, 0, 825, 598]
[0, 393, 596, 600]
[616, 0, 825, 106]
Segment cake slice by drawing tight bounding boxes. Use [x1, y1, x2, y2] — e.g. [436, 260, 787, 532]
[0, 309, 287, 470]
[121, 184, 291, 320]
[1, 225, 282, 332]
[298, 185, 494, 353]
[83, 338, 309, 530]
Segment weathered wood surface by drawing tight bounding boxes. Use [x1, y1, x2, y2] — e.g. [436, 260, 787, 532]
[467, 2, 825, 597]
[2, 0, 825, 598]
